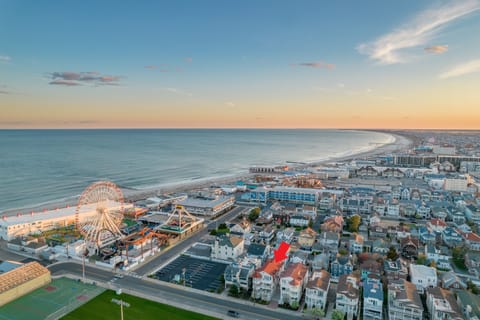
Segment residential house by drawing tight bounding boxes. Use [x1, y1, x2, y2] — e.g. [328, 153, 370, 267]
[357, 166, 378, 177]
[259, 225, 275, 244]
[400, 236, 419, 259]
[304, 270, 331, 312]
[252, 259, 284, 302]
[290, 215, 310, 227]
[388, 279, 424, 320]
[428, 218, 448, 233]
[224, 261, 255, 290]
[211, 235, 244, 261]
[363, 277, 383, 320]
[278, 262, 309, 308]
[456, 290, 480, 320]
[245, 243, 269, 268]
[410, 264, 437, 293]
[384, 258, 408, 281]
[465, 251, 480, 277]
[330, 254, 353, 282]
[298, 227, 316, 250]
[336, 274, 360, 320]
[387, 199, 400, 216]
[321, 216, 343, 233]
[312, 253, 330, 271]
[276, 227, 295, 244]
[383, 167, 405, 178]
[442, 227, 464, 247]
[230, 218, 251, 236]
[426, 287, 463, 320]
[460, 231, 480, 251]
[349, 233, 364, 254]
[440, 271, 467, 290]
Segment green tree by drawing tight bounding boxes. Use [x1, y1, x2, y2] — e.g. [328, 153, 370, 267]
[416, 253, 427, 265]
[248, 207, 261, 222]
[307, 307, 325, 317]
[429, 260, 437, 268]
[338, 248, 348, 256]
[331, 309, 344, 320]
[218, 223, 228, 230]
[387, 246, 399, 260]
[468, 281, 480, 294]
[228, 285, 240, 297]
[347, 215, 361, 232]
[209, 229, 218, 236]
[291, 300, 299, 310]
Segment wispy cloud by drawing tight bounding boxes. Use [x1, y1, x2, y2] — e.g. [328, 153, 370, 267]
[439, 59, 480, 79]
[162, 87, 192, 96]
[357, 0, 480, 64]
[185, 57, 193, 63]
[0, 55, 11, 62]
[0, 90, 9, 94]
[48, 71, 122, 86]
[144, 65, 159, 69]
[291, 61, 335, 69]
[225, 101, 236, 107]
[424, 45, 449, 54]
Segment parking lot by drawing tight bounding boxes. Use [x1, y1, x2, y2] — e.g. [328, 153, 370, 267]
[155, 255, 228, 292]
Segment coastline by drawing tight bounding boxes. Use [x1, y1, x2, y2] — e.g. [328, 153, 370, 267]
[1, 130, 412, 216]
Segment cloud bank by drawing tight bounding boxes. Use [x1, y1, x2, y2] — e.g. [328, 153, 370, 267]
[439, 59, 480, 79]
[49, 71, 122, 86]
[357, 0, 480, 64]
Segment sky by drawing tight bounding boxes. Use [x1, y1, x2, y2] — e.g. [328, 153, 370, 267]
[1, 0, 480, 129]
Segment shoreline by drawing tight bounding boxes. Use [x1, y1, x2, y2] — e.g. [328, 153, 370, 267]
[1, 130, 412, 216]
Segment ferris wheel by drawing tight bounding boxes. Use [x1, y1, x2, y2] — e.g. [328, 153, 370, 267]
[76, 181, 125, 248]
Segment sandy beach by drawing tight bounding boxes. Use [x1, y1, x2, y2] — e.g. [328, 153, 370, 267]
[2, 131, 412, 216]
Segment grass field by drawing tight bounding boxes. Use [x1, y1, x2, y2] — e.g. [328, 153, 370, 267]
[61, 290, 219, 320]
[0, 278, 104, 320]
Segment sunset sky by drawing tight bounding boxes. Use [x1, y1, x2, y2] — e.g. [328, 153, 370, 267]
[1, 0, 480, 129]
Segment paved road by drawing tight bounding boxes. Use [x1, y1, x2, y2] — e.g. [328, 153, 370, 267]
[135, 205, 249, 275]
[49, 262, 304, 320]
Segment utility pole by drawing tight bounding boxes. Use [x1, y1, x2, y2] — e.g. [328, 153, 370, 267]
[120, 300, 124, 320]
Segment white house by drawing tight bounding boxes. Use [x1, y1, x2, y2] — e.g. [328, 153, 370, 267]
[278, 262, 309, 308]
[211, 235, 244, 261]
[304, 270, 330, 312]
[336, 274, 360, 320]
[410, 264, 437, 293]
[252, 259, 284, 302]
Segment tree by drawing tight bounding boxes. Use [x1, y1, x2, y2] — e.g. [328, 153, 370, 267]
[291, 300, 299, 310]
[429, 260, 437, 268]
[416, 253, 427, 265]
[331, 309, 344, 320]
[347, 215, 361, 232]
[228, 285, 240, 297]
[209, 229, 218, 236]
[338, 248, 348, 256]
[218, 223, 228, 230]
[468, 281, 480, 295]
[307, 307, 325, 318]
[387, 246, 399, 260]
[248, 207, 261, 222]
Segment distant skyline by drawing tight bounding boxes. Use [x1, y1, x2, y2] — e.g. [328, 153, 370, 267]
[1, 0, 480, 129]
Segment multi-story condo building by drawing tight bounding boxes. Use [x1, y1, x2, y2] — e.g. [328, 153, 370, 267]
[211, 234, 244, 261]
[252, 259, 284, 302]
[304, 270, 330, 312]
[336, 273, 360, 320]
[363, 278, 383, 320]
[278, 262, 309, 307]
[410, 264, 437, 293]
[388, 279, 424, 320]
[426, 287, 463, 320]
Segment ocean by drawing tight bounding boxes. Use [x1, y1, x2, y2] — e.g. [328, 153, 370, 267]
[0, 129, 394, 213]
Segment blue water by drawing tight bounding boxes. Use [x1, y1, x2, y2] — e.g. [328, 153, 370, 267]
[0, 129, 393, 212]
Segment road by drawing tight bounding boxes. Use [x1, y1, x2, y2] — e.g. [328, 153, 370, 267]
[135, 205, 249, 275]
[49, 262, 304, 320]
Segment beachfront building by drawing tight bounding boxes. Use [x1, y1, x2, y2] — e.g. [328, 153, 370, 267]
[304, 270, 330, 312]
[388, 279, 424, 320]
[278, 262, 309, 308]
[363, 278, 383, 320]
[211, 235, 244, 261]
[245, 186, 344, 205]
[0, 261, 51, 307]
[252, 259, 284, 302]
[176, 195, 234, 216]
[336, 274, 360, 320]
[0, 201, 130, 241]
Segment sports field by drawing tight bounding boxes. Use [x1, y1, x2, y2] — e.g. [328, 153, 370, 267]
[0, 278, 104, 320]
[61, 290, 219, 320]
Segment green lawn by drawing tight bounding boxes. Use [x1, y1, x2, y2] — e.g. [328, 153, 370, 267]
[61, 290, 219, 320]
